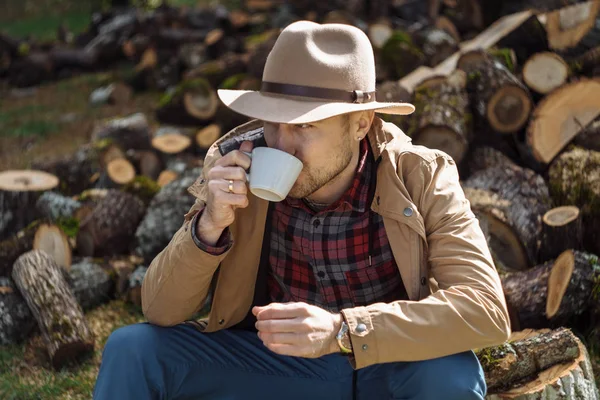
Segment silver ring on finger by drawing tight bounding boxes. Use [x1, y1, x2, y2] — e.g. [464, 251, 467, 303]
[228, 180, 234, 193]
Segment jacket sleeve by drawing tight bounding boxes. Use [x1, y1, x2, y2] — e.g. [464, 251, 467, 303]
[342, 155, 511, 369]
[141, 145, 230, 326]
[141, 198, 231, 326]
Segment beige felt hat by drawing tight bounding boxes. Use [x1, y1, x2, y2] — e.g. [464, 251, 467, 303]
[218, 21, 415, 124]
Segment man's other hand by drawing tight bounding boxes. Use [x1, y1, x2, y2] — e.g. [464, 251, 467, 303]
[252, 302, 343, 358]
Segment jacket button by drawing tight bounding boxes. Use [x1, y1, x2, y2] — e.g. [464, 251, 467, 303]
[356, 323, 367, 333]
[421, 277, 427, 286]
[218, 319, 225, 325]
[362, 344, 368, 351]
[403, 207, 413, 217]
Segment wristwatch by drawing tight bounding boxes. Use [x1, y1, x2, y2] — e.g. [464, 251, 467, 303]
[336, 320, 353, 354]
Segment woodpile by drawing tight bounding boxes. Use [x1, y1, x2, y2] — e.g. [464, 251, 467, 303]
[0, 0, 599, 392]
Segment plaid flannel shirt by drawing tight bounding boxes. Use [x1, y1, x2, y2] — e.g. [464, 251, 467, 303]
[192, 139, 408, 313]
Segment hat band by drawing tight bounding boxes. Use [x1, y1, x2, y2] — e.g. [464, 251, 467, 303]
[261, 81, 376, 104]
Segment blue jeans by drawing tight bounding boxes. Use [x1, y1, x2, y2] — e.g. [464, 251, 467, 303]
[93, 323, 486, 399]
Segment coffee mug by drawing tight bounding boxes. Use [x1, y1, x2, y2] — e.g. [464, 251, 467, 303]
[242, 147, 303, 202]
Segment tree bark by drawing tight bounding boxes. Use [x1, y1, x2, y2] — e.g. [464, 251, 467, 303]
[76, 190, 146, 257]
[31, 145, 102, 196]
[66, 258, 113, 311]
[11, 250, 94, 369]
[457, 49, 533, 134]
[8, 52, 54, 87]
[134, 168, 201, 262]
[463, 163, 550, 271]
[573, 116, 600, 151]
[0, 221, 72, 276]
[480, 328, 599, 399]
[501, 249, 598, 331]
[539, 206, 583, 262]
[127, 265, 148, 307]
[549, 146, 600, 254]
[0, 277, 36, 346]
[35, 192, 82, 222]
[91, 113, 152, 151]
[155, 77, 220, 126]
[0, 170, 59, 240]
[407, 70, 473, 163]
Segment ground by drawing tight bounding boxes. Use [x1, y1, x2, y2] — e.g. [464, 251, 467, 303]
[1, 1, 600, 398]
[0, 301, 145, 399]
[0, 2, 183, 398]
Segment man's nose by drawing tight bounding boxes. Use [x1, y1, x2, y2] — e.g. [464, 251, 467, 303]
[271, 124, 296, 155]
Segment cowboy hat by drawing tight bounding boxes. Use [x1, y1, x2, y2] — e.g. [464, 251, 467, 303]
[217, 20, 415, 124]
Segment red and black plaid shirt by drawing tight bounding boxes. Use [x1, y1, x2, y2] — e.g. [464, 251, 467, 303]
[192, 140, 408, 313]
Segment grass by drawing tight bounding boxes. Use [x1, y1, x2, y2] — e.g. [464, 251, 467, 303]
[0, 300, 146, 400]
[0, 0, 240, 42]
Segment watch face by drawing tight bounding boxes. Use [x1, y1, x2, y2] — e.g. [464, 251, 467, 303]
[342, 334, 352, 350]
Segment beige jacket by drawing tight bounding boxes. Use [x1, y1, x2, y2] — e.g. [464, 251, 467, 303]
[141, 117, 511, 369]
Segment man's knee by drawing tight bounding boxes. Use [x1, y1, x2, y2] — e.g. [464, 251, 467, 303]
[102, 323, 158, 364]
[387, 351, 486, 400]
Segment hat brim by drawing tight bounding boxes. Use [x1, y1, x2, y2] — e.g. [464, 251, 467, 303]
[218, 89, 415, 124]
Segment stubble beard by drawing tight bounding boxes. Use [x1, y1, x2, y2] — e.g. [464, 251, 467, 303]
[287, 137, 354, 199]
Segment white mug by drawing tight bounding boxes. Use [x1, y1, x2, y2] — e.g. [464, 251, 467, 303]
[242, 147, 303, 202]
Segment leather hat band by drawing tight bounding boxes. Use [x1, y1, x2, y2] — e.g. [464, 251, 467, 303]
[261, 81, 376, 104]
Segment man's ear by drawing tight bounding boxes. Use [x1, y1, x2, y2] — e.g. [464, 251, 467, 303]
[357, 110, 375, 137]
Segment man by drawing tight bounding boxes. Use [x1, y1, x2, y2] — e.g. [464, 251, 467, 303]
[94, 21, 510, 399]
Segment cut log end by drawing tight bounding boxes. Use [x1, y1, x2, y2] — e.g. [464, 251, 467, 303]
[52, 341, 95, 369]
[205, 29, 224, 47]
[543, 206, 580, 227]
[546, 1, 600, 51]
[106, 159, 136, 185]
[527, 79, 600, 164]
[157, 170, 179, 187]
[487, 85, 532, 134]
[195, 124, 221, 150]
[33, 224, 72, 271]
[546, 249, 575, 319]
[523, 52, 569, 95]
[368, 22, 393, 50]
[152, 133, 192, 154]
[0, 170, 59, 192]
[183, 89, 219, 120]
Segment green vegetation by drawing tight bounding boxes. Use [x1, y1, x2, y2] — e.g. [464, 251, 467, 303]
[0, 105, 61, 138]
[0, 300, 145, 400]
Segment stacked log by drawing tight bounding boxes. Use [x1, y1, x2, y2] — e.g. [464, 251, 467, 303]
[456, 49, 533, 134]
[462, 160, 551, 272]
[66, 259, 113, 311]
[548, 146, 600, 254]
[480, 328, 599, 399]
[0, 277, 36, 346]
[406, 70, 473, 163]
[0, 170, 60, 241]
[134, 168, 201, 262]
[501, 250, 599, 330]
[12, 250, 94, 369]
[76, 190, 146, 257]
[0, 221, 71, 277]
